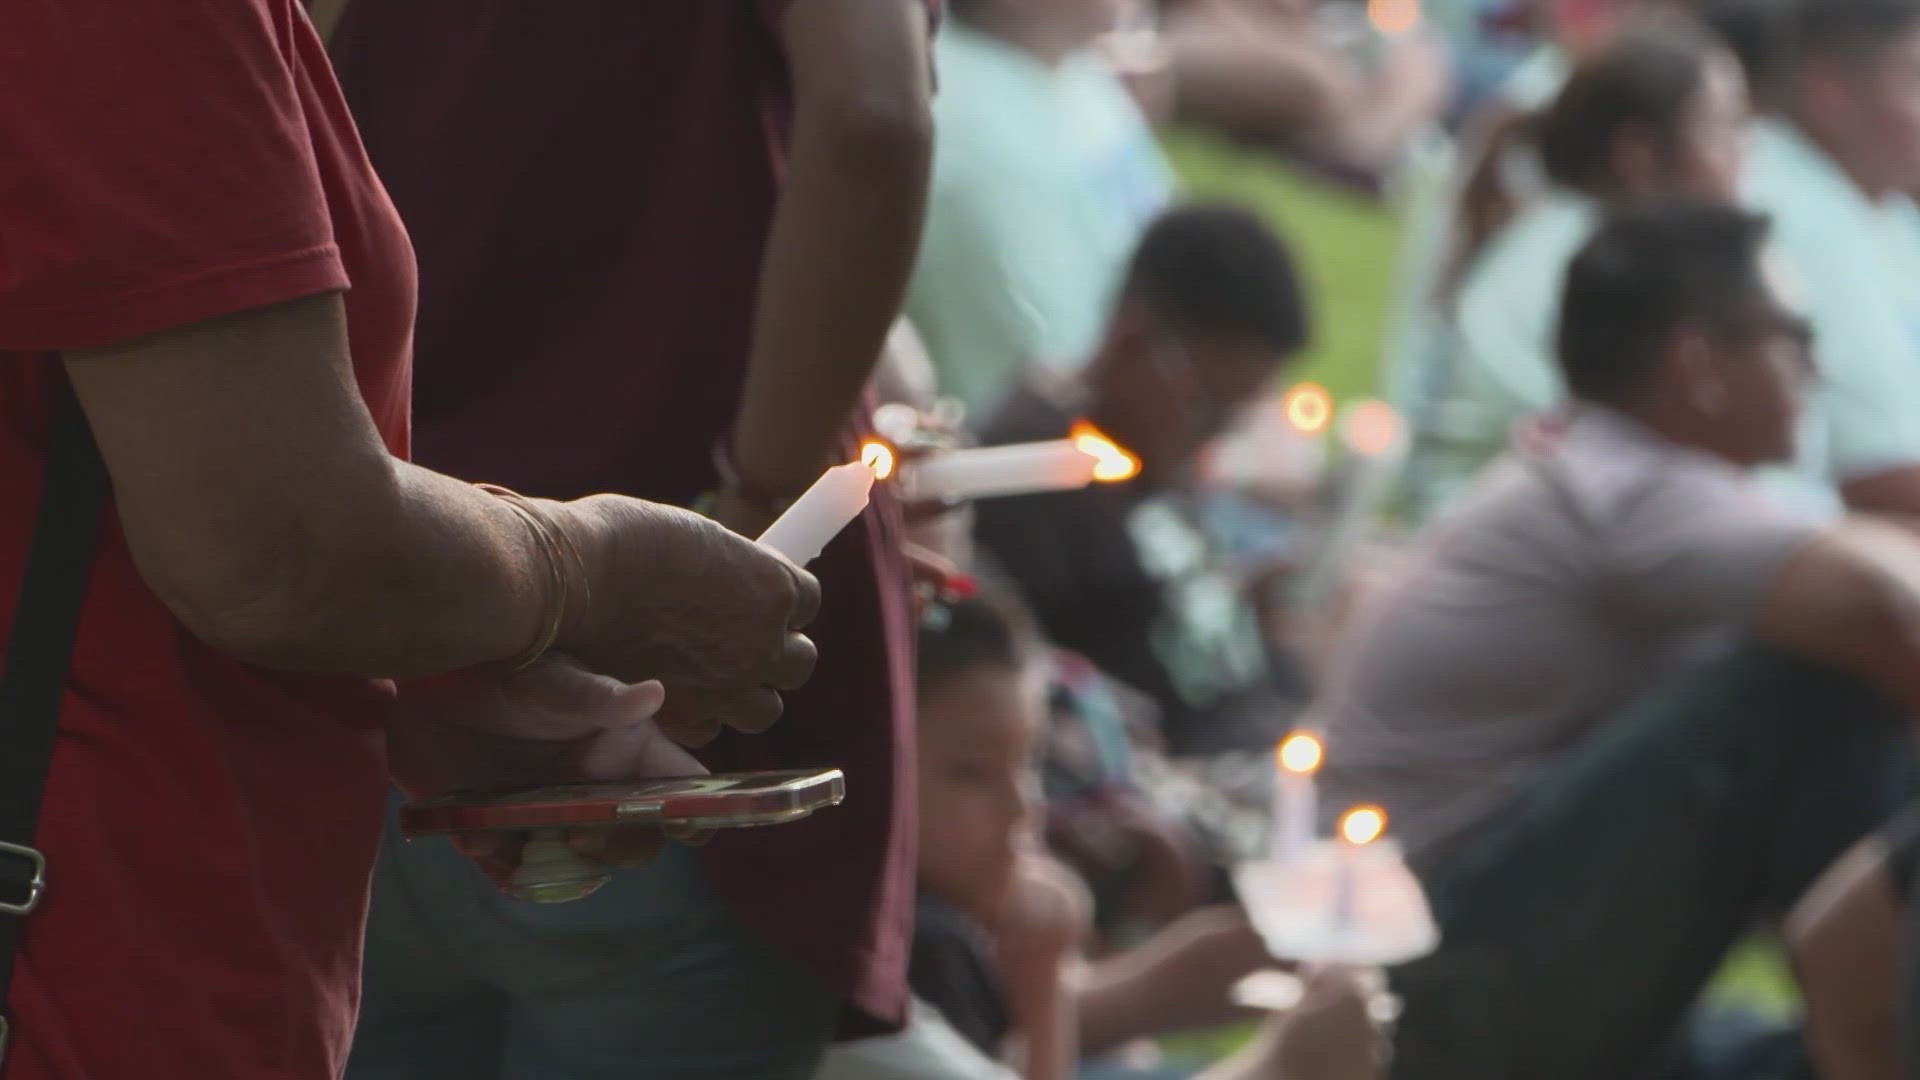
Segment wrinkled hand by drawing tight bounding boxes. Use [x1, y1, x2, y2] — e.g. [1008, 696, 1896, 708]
[1256, 967, 1391, 1080]
[572, 497, 821, 746]
[388, 654, 709, 893]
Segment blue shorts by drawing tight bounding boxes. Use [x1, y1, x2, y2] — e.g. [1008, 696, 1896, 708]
[345, 794, 838, 1080]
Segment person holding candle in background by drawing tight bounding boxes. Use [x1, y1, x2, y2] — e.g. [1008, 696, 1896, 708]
[814, 581, 1387, 1080]
[974, 203, 1313, 759]
[1317, 201, 1920, 1080]
[324, 0, 934, 1075]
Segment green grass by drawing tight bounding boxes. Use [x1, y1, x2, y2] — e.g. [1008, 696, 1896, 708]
[1161, 127, 1405, 405]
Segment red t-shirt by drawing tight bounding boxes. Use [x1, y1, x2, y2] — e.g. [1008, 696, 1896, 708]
[0, 2, 414, 1076]
[329, 0, 919, 1034]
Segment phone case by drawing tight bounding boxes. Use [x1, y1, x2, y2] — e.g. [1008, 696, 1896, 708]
[398, 768, 846, 836]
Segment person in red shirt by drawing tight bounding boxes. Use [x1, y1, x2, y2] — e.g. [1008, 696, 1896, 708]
[324, 1, 934, 1076]
[0, 2, 827, 1077]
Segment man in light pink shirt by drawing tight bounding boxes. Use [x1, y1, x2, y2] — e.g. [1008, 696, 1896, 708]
[1319, 201, 1920, 1079]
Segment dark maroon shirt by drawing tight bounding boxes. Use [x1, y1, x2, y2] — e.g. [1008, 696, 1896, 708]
[329, 0, 917, 1034]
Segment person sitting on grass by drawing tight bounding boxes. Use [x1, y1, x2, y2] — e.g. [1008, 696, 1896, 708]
[1317, 199, 1920, 1080]
[814, 582, 1388, 1080]
[972, 202, 1312, 758]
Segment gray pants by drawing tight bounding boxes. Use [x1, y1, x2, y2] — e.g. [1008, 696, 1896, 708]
[345, 795, 839, 1080]
[1390, 646, 1914, 1080]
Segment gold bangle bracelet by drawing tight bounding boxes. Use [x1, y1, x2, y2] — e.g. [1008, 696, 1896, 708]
[477, 484, 571, 671]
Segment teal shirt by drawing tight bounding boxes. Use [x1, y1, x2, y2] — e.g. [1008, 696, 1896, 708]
[905, 27, 1175, 417]
[1744, 119, 1920, 488]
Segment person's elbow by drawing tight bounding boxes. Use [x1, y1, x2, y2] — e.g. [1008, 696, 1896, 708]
[1757, 523, 1920, 709]
[802, 86, 933, 182]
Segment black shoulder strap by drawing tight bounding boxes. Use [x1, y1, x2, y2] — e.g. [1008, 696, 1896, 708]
[0, 377, 107, 1057]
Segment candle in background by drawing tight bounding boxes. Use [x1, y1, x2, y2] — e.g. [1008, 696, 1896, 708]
[898, 421, 1139, 504]
[756, 443, 895, 566]
[1333, 805, 1387, 934]
[1272, 731, 1324, 863]
[1282, 382, 1335, 438]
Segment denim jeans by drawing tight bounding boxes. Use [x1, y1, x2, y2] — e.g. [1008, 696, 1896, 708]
[345, 794, 839, 1080]
[1387, 646, 1914, 1080]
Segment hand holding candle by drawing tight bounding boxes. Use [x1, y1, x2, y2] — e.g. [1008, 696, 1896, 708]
[756, 443, 895, 567]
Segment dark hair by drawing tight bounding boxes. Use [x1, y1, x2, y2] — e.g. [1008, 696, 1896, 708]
[1118, 203, 1310, 357]
[917, 581, 1040, 696]
[1702, 0, 1792, 110]
[1537, 24, 1725, 193]
[1440, 20, 1727, 301]
[1789, 0, 1920, 68]
[1557, 199, 1771, 403]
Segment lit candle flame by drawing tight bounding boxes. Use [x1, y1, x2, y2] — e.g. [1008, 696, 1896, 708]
[1339, 805, 1387, 846]
[1277, 732, 1323, 775]
[1282, 383, 1333, 436]
[860, 441, 897, 481]
[1345, 400, 1401, 458]
[1368, 0, 1420, 34]
[1069, 422, 1141, 483]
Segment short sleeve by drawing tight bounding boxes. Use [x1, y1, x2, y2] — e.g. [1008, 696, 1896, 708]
[1602, 458, 1818, 629]
[0, 0, 345, 351]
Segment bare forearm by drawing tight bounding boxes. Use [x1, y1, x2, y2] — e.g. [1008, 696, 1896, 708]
[728, 106, 931, 496]
[120, 451, 595, 680]
[1076, 906, 1266, 1052]
[1007, 974, 1079, 1080]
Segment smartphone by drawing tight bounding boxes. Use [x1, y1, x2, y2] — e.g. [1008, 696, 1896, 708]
[398, 768, 846, 838]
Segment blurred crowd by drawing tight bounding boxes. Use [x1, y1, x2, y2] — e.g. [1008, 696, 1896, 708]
[17, 0, 1920, 1079]
[826, 0, 1920, 1077]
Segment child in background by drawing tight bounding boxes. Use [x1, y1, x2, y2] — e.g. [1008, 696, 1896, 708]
[814, 582, 1387, 1080]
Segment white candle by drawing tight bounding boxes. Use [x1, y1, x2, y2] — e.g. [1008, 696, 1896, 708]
[755, 445, 893, 567]
[1333, 806, 1386, 935]
[898, 425, 1139, 505]
[1272, 732, 1323, 863]
[900, 442, 1095, 503]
